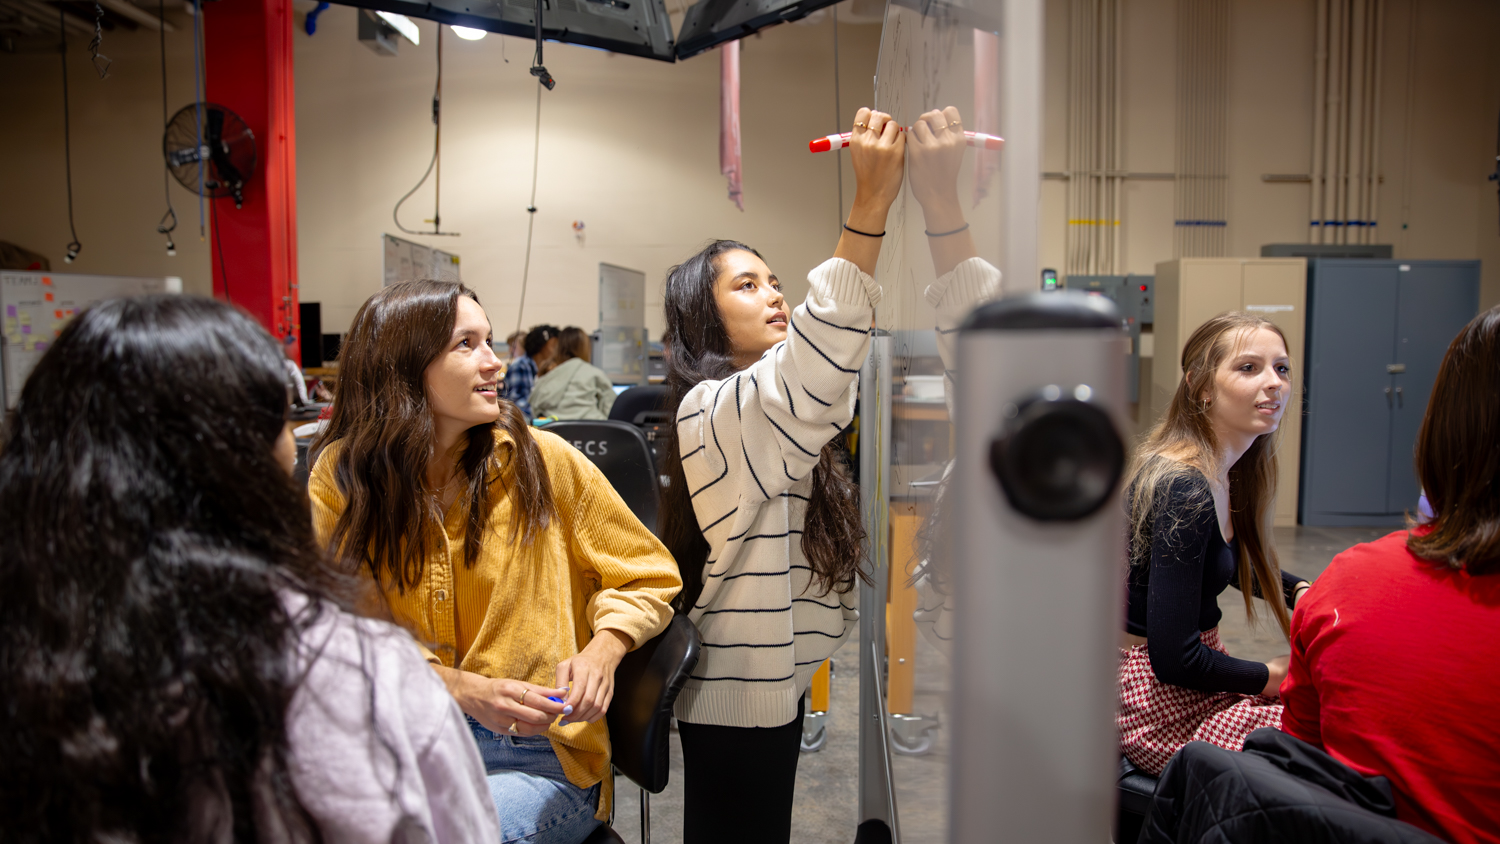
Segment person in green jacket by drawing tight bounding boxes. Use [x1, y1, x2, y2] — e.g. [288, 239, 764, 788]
[531, 327, 618, 421]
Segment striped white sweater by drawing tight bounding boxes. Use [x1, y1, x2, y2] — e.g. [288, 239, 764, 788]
[673, 256, 1000, 728]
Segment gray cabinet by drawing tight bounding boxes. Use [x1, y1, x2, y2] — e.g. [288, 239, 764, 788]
[1299, 260, 1480, 526]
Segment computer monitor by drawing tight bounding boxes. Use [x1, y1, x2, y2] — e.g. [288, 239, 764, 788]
[332, 0, 676, 63]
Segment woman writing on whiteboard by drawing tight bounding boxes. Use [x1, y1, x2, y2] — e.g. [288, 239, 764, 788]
[658, 106, 998, 844]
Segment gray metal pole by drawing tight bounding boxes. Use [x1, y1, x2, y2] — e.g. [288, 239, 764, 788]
[858, 333, 899, 839]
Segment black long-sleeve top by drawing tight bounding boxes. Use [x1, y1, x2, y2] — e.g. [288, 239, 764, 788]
[1124, 471, 1303, 695]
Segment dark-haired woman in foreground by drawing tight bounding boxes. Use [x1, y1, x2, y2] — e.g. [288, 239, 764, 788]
[310, 281, 680, 844]
[660, 106, 998, 844]
[0, 296, 497, 842]
[1281, 305, 1500, 844]
[1117, 312, 1310, 775]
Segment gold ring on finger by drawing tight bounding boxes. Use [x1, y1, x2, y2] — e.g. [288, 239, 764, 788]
[948, 121, 962, 127]
[855, 122, 868, 129]
[508, 721, 520, 734]
[518, 690, 527, 705]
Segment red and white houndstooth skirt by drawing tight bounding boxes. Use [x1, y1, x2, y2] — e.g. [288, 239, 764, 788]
[1117, 627, 1283, 776]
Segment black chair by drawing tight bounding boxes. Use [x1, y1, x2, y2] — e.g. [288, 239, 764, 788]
[603, 615, 702, 843]
[544, 420, 661, 535]
[608, 385, 670, 426]
[1117, 754, 1160, 843]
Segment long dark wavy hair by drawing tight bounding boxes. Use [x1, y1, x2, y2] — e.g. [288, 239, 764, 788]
[312, 280, 556, 593]
[660, 240, 867, 610]
[0, 295, 344, 842]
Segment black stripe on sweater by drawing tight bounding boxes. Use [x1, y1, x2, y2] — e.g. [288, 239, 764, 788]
[690, 379, 734, 499]
[781, 369, 798, 418]
[767, 414, 819, 458]
[806, 308, 873, 336]
[682, 445, 705, 459]
[701, 507, 738, 532]
[701, 641, 794, 649]
[795, 629, 845, 639]
[690, 673, 796, 683]
[801, 383, 833, 407]
[698, 606, 791, 616]
[707, 568, 788, 582]
[677, 410, 704, 422]
[790, 313, 860, 374]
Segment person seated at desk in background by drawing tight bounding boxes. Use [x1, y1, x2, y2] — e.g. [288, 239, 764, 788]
[1281, 304, 1500, 844]
[0, 296, 497, 843]
[530, 326, 617, 421]
[1117, 312, 1311, 776]
[309, 281, 681, 844]
[501, 324, 558, 419]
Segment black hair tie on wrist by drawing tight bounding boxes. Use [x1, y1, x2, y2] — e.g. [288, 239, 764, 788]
[925, 222, 970, 237]
[843, 223, 885, 238]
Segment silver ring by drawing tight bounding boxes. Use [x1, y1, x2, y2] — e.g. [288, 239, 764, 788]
[508, 721, 520, 735]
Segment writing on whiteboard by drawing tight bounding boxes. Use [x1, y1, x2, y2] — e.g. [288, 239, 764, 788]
[1246, 304, 1295, 313]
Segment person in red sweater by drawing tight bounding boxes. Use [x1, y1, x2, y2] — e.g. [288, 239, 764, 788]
[1281, 304, 1500, 844]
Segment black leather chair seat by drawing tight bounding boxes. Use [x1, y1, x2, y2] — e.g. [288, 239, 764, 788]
[582, 825, 627, 844]
[1117, 754, 1160, 843]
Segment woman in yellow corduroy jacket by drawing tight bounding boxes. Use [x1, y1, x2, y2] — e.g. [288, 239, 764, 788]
[309, 280, 681, 844]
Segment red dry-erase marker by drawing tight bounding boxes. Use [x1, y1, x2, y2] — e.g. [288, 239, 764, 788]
[808, 130, 1004, 153]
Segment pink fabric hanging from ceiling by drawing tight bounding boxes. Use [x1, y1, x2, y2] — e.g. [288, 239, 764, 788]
[973, 28, 1000, 207]
[720, 40, 744, 210]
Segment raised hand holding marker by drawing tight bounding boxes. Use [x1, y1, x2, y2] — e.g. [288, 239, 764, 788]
[810, 129, 1003, 153]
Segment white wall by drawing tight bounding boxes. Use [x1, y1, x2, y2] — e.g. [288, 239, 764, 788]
[4, 0, 1495, 333]
[0, 6, 882, 340]
[1039, 0, 1500, 310]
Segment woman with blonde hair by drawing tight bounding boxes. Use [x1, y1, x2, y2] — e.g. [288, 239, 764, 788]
[1117, 312, 1311, 775]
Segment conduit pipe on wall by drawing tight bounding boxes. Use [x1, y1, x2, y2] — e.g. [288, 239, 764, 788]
[1065, 0, 1122, 276]
[1173, 0, 1228, 258]
[1310, 0, 1385, 244]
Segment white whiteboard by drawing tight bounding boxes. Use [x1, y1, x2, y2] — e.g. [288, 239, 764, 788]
[596, 263, 646, 384]
[383, 234, 461, 285]
[2, 271, 182, 408]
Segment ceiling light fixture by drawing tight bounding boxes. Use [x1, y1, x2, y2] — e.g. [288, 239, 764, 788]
[450, 25, 487, 40]
[375, 11, 420, 45]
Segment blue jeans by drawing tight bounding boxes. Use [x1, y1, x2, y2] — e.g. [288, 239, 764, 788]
[467, 717, 602, 844]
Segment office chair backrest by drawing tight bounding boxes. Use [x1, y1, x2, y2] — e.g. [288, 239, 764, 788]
[606, 615, 702, 794]
[544, 420, 661, 535]
[609, 385, 670, 425]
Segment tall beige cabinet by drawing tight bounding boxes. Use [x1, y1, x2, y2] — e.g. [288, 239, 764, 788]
[1150, 258, 1307, 527]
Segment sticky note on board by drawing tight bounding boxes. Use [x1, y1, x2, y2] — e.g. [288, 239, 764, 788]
[18, 312, 30, 325]
[34, 341, 47, 351]
[41, 277, 52, 286]
[24, 337, 36, 351]
[5, 305, 14, 317]
[21, 325, 30, 335]
[54, 310, 62, 319]
[3, 318, 14, 332]
[44, 292, 53, 302]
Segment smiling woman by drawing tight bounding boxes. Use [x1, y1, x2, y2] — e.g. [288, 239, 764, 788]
[1116, 312, 1312, 776]
[309, 280, 682, 844]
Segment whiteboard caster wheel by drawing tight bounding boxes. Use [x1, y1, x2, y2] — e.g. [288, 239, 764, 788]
[889, 712, 939, 757]
[800, 710, 829, 753]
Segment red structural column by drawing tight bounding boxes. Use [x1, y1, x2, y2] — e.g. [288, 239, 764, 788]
[204, 0, 301, 362]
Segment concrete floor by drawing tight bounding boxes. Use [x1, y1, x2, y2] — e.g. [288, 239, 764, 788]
[604, 524, 1399, 844]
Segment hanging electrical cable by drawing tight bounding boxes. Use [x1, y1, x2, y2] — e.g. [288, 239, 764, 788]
[393, 26, 459, 237]
[88, 2, 110, 78]
[514, 79, 543, 334]
[514, 0, 553, 332]
[59, 8, 82, 263]
[831, 4, 843, 232]
[529, 0, 555, 90]
[191, 0, 205, 241]
[157, 0, 177, 255]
